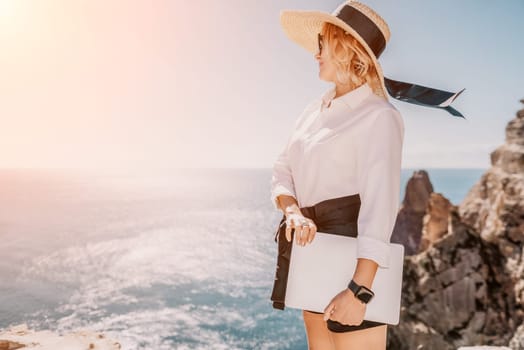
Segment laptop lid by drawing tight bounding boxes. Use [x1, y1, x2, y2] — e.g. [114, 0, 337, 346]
[284, 231, 404, 325]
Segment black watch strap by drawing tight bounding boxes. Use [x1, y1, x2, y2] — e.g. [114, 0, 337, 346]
[347, 279, 375, 304]
[347, 279, 360, 294]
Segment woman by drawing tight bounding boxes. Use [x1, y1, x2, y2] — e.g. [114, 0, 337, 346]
[269, 1, 465, 349]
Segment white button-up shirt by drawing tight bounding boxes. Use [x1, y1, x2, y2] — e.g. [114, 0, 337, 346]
[270, 82, 405, 269]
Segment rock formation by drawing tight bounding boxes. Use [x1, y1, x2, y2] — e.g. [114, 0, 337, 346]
[391, 170, 434, 255]
[420, 193, 455, 252]
[387, 100, 524, 350]
[0, 324, 121, 350]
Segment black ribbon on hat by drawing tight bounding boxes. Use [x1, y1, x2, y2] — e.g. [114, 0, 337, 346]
[335, 4, 466, 119]
[384, 77, 466, 118]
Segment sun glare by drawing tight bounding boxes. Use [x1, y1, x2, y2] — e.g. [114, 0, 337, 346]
[0, 0, 16, 18]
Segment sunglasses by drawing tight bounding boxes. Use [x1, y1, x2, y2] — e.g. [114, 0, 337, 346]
[317, 33, 324, 55]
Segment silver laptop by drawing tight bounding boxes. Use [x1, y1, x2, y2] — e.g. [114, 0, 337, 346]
[285, 231, 404, 325]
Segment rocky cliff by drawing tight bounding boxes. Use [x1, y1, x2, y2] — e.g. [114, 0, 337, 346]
[387, 100, 524, 350]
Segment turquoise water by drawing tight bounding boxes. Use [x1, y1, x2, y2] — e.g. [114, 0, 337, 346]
[0, 168, 486, 349]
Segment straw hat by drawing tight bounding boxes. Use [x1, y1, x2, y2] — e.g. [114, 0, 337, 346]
[279, 0, 467, 118]
[280, 0, 391, 100]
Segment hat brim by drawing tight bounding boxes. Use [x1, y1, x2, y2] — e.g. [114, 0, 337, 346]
[280, 10, 388, 100]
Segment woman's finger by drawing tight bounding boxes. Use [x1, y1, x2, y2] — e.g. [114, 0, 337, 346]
[300, 225, 310, 245]
[294, 224, 302, 245]
[311, 224, 317, 243]
[305, 222, 316, 244]
[285, 218, 293, 242]
[323, 301, 335, 321]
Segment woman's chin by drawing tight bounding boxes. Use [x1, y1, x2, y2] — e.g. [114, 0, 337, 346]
[318, 74, 330, 82]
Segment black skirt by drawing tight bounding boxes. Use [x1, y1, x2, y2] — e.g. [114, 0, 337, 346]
[270, 193, 387, 333]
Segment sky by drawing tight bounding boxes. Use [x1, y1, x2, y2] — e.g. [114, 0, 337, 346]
[0, 0, 523, 170]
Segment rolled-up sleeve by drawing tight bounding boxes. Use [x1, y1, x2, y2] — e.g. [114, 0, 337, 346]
[356, 108, 404, 269]
[270, 142, 296, 212]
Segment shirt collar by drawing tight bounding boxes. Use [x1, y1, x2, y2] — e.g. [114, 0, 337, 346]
[321, 82, 373, 111]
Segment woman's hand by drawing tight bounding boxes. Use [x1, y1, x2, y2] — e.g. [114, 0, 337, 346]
[322, 288, 366, 325]
[284, 213, 317, 246]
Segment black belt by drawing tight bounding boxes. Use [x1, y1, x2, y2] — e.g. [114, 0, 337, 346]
[270, 193, 361, 310]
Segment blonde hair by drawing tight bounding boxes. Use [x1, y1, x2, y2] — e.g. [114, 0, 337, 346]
[321, 22, 381, 93]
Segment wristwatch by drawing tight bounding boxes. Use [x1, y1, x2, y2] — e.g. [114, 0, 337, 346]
[347, 279, 375, 304]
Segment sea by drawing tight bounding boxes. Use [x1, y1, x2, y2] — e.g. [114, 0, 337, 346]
[0, 167, 486, 349]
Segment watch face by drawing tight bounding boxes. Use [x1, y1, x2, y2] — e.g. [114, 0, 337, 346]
[356, 288, 374, 303]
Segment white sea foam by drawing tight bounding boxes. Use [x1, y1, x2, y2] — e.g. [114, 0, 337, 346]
[15, 207, 282, 348]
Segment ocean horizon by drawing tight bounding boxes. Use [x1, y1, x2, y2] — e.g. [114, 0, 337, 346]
[0, 167, 487, 349]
